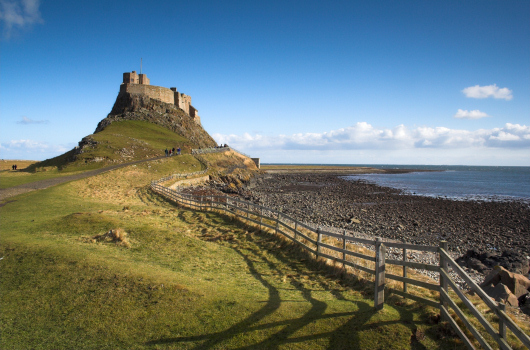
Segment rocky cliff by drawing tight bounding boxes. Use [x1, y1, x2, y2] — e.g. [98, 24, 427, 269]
[95, 91, 217, 149]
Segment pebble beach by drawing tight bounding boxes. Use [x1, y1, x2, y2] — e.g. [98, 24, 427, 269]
[248, 171, 530, 267]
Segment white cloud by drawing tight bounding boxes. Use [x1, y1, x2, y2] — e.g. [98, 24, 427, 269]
[16, 116, 49, 124]
[212, 122, 530, 153]
[0, 0, 43, 39]
[0, 139, 70, 159]
[462, 84, 513, 100]
[454, 109, 490, 119]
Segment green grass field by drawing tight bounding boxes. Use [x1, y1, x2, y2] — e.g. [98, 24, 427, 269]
[0, 154, 470, 349]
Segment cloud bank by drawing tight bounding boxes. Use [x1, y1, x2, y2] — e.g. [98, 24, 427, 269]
[0, 0, 43, 39]
[462, 84, 513, 100]
[0, 139, 70, 159]
[453, 109, 490, 119]
[213, 122, 530, 152]
[16, 116, 49, 124]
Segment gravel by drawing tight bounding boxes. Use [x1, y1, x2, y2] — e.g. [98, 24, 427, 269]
[246, 172, 530, 287]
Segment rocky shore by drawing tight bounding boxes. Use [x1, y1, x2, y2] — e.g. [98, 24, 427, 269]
[246, 172, 530, 276]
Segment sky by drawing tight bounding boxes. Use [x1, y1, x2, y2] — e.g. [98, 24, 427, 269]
[1, 0, 529, 166]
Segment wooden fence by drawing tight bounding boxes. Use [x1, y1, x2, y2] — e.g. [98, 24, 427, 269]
[150, 180, 530, 350]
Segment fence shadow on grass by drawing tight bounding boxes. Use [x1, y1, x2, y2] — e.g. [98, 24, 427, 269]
[145, 210, 437, 349]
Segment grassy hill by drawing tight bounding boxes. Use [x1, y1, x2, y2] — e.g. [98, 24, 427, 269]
[28, 120, 194, 173]
[29, 89, 218, 173]
[0, 151, 473, 349]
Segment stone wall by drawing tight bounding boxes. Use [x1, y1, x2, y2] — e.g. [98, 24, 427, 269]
[175, 92, 192, 115]
[189, 105, 200, 125]
[138, 74, 149, 85]
[121, 84, 175, 105]
[119, 72, 200, 125]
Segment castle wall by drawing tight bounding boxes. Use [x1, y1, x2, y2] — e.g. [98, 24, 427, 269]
[120, 72, 200, 124]
[122, 84, 175, 105]
[176, 93, 191, 115]
[189, 105, 201, 125]
[138, 74, 150, 85]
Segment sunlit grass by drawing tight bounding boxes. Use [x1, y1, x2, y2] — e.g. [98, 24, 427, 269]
[0, 153, 469, 349]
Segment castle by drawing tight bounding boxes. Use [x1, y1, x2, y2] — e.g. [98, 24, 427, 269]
[120, 71, 200, 125]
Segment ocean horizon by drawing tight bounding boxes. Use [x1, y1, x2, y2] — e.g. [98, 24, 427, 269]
[263, 164, 530, 202]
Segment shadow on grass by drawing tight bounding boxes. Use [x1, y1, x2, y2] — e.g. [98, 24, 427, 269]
[144, 210, 433, 349]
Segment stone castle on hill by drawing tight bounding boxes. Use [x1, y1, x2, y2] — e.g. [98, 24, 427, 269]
[121, 71, 200, 125]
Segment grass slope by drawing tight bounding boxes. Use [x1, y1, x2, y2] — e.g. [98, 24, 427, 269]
[29, 120, 194, 173]
[1, 155, 466, 349]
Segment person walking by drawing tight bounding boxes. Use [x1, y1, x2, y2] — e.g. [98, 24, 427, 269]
[164, 148, 168, 157]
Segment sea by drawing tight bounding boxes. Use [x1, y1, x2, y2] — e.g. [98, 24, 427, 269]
[267, 164, 530, 202]
[344, 165, 530, 202]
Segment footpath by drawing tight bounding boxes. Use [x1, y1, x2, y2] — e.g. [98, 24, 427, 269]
[0, 156, 166, 202]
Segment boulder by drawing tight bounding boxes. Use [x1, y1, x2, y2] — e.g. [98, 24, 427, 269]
[483, 283, 519, 307]
[457, 249, 529, 275]
[480, 266, 530, 307]
[467, 258, 490, 273]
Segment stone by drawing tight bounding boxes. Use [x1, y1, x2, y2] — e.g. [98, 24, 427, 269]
[481, 266, 530, 300]
[468, 258, 489, 273]
[521, 303, 530, 316]
[483, 283, 519, 307]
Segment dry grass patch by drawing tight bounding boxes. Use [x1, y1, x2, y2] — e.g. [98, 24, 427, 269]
[91, 228, 131, 248]
[0, 159, 38, 170]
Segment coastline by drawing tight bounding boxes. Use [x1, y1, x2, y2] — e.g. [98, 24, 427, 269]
[249, 170, 529, 267]
[260, 164, 435, 175]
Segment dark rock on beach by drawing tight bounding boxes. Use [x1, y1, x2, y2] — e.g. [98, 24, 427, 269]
[247, 172, 530, 274]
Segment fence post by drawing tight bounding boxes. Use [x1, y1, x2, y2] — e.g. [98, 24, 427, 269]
[498, 303, 507, 340]
[403, 247, 408, 293]
[259, 207, 262, 232]
[316, 227, 322, 258]
[247, 202, 250, 221]
[439, 240, 449, 319]
[342, 230, 347, 269]
[374, 237, 386, 311]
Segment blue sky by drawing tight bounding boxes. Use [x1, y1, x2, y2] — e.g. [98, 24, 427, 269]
[1, 0, 529, 165]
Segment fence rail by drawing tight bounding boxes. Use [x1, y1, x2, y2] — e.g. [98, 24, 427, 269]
[150, 178, 529, 350]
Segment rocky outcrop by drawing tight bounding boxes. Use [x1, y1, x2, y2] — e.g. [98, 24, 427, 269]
[456, 249, 529, 276]
[95, 92, 217, 149]
[480, 266, 530, 310]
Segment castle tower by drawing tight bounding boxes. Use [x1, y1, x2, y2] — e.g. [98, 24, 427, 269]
[123, 71, 139, 84]
[138, 74, 150, 85]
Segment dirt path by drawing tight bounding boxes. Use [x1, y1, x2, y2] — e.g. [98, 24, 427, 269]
[0, 156, 166, 203]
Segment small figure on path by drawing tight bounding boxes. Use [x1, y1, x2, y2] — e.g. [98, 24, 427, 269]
[177, 147, 181, 155]
[164, 148, 168, 157]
